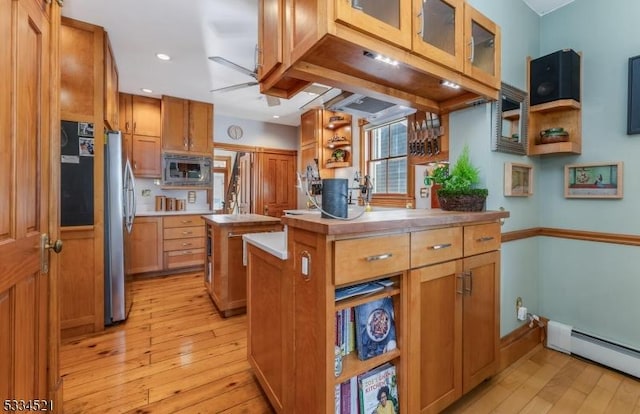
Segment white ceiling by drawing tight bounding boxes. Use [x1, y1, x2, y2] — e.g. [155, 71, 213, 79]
[61, 0, 575, 128]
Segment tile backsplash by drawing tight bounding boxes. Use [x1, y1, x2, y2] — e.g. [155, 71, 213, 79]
[135, 178, 210, 212]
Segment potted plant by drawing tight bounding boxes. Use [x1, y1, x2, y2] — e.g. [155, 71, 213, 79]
[425, 145, 488, 211]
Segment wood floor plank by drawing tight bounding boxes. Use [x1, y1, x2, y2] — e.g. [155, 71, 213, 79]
[493, 358, 568, 413]
[124, 370, 257, 414]
[577, 372, 623, 414]
[547, 387, 588, 414]
[217, 396, 275, 414]
[604, 378, 640, 414]
[173, 380, 265, 414]
[520, 395, 552, 414]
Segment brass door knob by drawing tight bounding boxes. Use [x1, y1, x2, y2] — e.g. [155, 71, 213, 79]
[45, 239, 63, 254]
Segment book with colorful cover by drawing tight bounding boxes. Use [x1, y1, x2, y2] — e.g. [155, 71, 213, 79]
[354, 297, 397, 361]
[358, 363, 399, 414]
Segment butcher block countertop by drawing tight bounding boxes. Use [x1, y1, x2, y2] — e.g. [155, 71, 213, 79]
[281, 209, 510, 235]
[201, 213, 282, 226]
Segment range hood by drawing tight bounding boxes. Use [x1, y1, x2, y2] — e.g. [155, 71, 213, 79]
[325, 91, 417, 126]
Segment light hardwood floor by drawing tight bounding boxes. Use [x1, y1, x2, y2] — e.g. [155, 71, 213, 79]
[61, 272, 640, 413]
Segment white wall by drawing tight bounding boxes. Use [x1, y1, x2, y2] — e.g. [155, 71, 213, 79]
[214, 113, 298, 149]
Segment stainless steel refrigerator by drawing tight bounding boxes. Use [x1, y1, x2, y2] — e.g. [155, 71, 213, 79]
[104, 131, 136, 325]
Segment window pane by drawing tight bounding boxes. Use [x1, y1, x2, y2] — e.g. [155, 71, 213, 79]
[390, 120, 407, 157]
[369, 160, 387, 193]
[371, 126, 390, 159]
[213, 172, 226, 210]
[387, 157, 407, 193]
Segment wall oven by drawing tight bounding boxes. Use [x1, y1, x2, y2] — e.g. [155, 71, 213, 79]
[162, 153, 212, 187]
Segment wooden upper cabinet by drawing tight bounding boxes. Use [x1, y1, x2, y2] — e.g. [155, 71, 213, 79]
[132, 95, 161, 137]
[104, 32, 119, 130]
[161, 96, 212, 154]
[463, 3, 501, 90]
[257, 0, 283, 80]
[119, 92, 133, 133]
[334, 0, 412, 49]
[300, 108, 321, 147]
[412, 0, 464, 72]
[188, 100, 213, 153]
[161, 95, 188, 151]
[131, 135, 161, 177]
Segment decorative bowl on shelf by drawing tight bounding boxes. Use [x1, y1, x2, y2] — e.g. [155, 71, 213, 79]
[538, 127, 569, 144]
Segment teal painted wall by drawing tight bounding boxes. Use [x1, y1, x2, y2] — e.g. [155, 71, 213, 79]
[458, 0, 640, 347]
[536, 0, 640, 348]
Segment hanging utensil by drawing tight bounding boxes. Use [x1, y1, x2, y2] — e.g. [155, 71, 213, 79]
[432, 113, 440, 155]
[420, 119, 427, 156]
[426, 113, 433, 156]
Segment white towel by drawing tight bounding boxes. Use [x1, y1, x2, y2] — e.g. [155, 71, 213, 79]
[547, 320, 573, 354]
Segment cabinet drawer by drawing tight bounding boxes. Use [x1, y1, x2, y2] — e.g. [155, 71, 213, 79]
[411, 227, 463, 268]
[163, 237, 205, 252]
[163, 226, 205, 240]
[464, 223, 501, 256]
[164, 248, 205, 269]
[163, 215, 204, 228]
[334, 234, 409, 286]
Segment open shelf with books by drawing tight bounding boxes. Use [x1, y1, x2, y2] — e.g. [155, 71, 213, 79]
[333, 272, 404, 413]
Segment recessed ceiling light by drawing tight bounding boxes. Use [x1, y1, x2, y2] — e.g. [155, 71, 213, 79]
[141, 88, 153, 93]
[273, 115, 280, 119]
[156, 53, 171, 61]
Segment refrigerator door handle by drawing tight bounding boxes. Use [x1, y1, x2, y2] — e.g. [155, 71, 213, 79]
[124, 159, 136, 233]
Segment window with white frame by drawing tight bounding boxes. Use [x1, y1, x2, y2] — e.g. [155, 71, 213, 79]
[368, 119, 408, 194]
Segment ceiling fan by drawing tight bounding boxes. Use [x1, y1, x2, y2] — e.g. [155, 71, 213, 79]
[208, 55, 281, 106]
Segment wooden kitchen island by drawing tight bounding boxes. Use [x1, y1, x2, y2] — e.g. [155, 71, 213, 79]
[245, 208, 509, 414]
[202, 214, 282, 317]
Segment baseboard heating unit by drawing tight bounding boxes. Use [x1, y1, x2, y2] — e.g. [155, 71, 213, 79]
[547, 320, 640, 379]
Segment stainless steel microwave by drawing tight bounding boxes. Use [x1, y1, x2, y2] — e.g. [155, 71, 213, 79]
[162, 154, 212, 187]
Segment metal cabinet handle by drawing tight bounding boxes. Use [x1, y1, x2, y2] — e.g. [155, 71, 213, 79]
[182, 231, 193, 235]
[365, 253, 392, 262]
[417, 10, 424, 36]
[476, 236, 494, 243]
[183, 250, 193, 255]
[180, 220, 193, 224]
[428, 243, 452, 250]
[183, 138, 188, 148]
[182, 242, 192, 247]
[456, 274, 464, 295]
[468, 37, 475, 62]
[133, 121, 137, 132]
[463, 271, 473, 294]
[125, 121, 130, 132]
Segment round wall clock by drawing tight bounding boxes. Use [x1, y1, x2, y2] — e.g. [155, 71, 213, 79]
[227, 125, 243, 140]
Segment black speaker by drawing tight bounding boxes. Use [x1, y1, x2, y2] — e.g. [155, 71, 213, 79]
[530, 49, 580, 106]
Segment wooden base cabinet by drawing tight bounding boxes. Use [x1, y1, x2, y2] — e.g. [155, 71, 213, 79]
[163, 214, 206, 270]
[128, 217, 163, 274]
[408, 223, 500, 414]
[203, 214, 282, 317]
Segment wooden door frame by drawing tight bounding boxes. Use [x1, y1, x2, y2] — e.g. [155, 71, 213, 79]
[49, 1, 63, 407]
[213, 143, 298, 216]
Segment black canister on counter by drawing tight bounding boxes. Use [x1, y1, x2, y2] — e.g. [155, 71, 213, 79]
[321, 178, 348, 219]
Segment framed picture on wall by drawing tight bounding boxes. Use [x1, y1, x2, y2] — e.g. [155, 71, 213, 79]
[628, 56, 640, 134]
[564, 162, 623, 199]
[504, 162, 533, 196]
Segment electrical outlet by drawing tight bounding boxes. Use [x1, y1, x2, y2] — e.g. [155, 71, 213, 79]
[141, 189, 151, 197]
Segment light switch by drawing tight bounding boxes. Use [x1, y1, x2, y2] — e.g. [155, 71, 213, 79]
[301, 256, 309, 275]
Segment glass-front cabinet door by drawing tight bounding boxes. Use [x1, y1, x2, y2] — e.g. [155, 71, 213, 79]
[412, 0, 464, 72]
[334, 0, 412, 49]
[463, 4, 501, 89]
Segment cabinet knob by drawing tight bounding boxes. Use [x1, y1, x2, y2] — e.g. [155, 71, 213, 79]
[184, 138, 188, 148]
